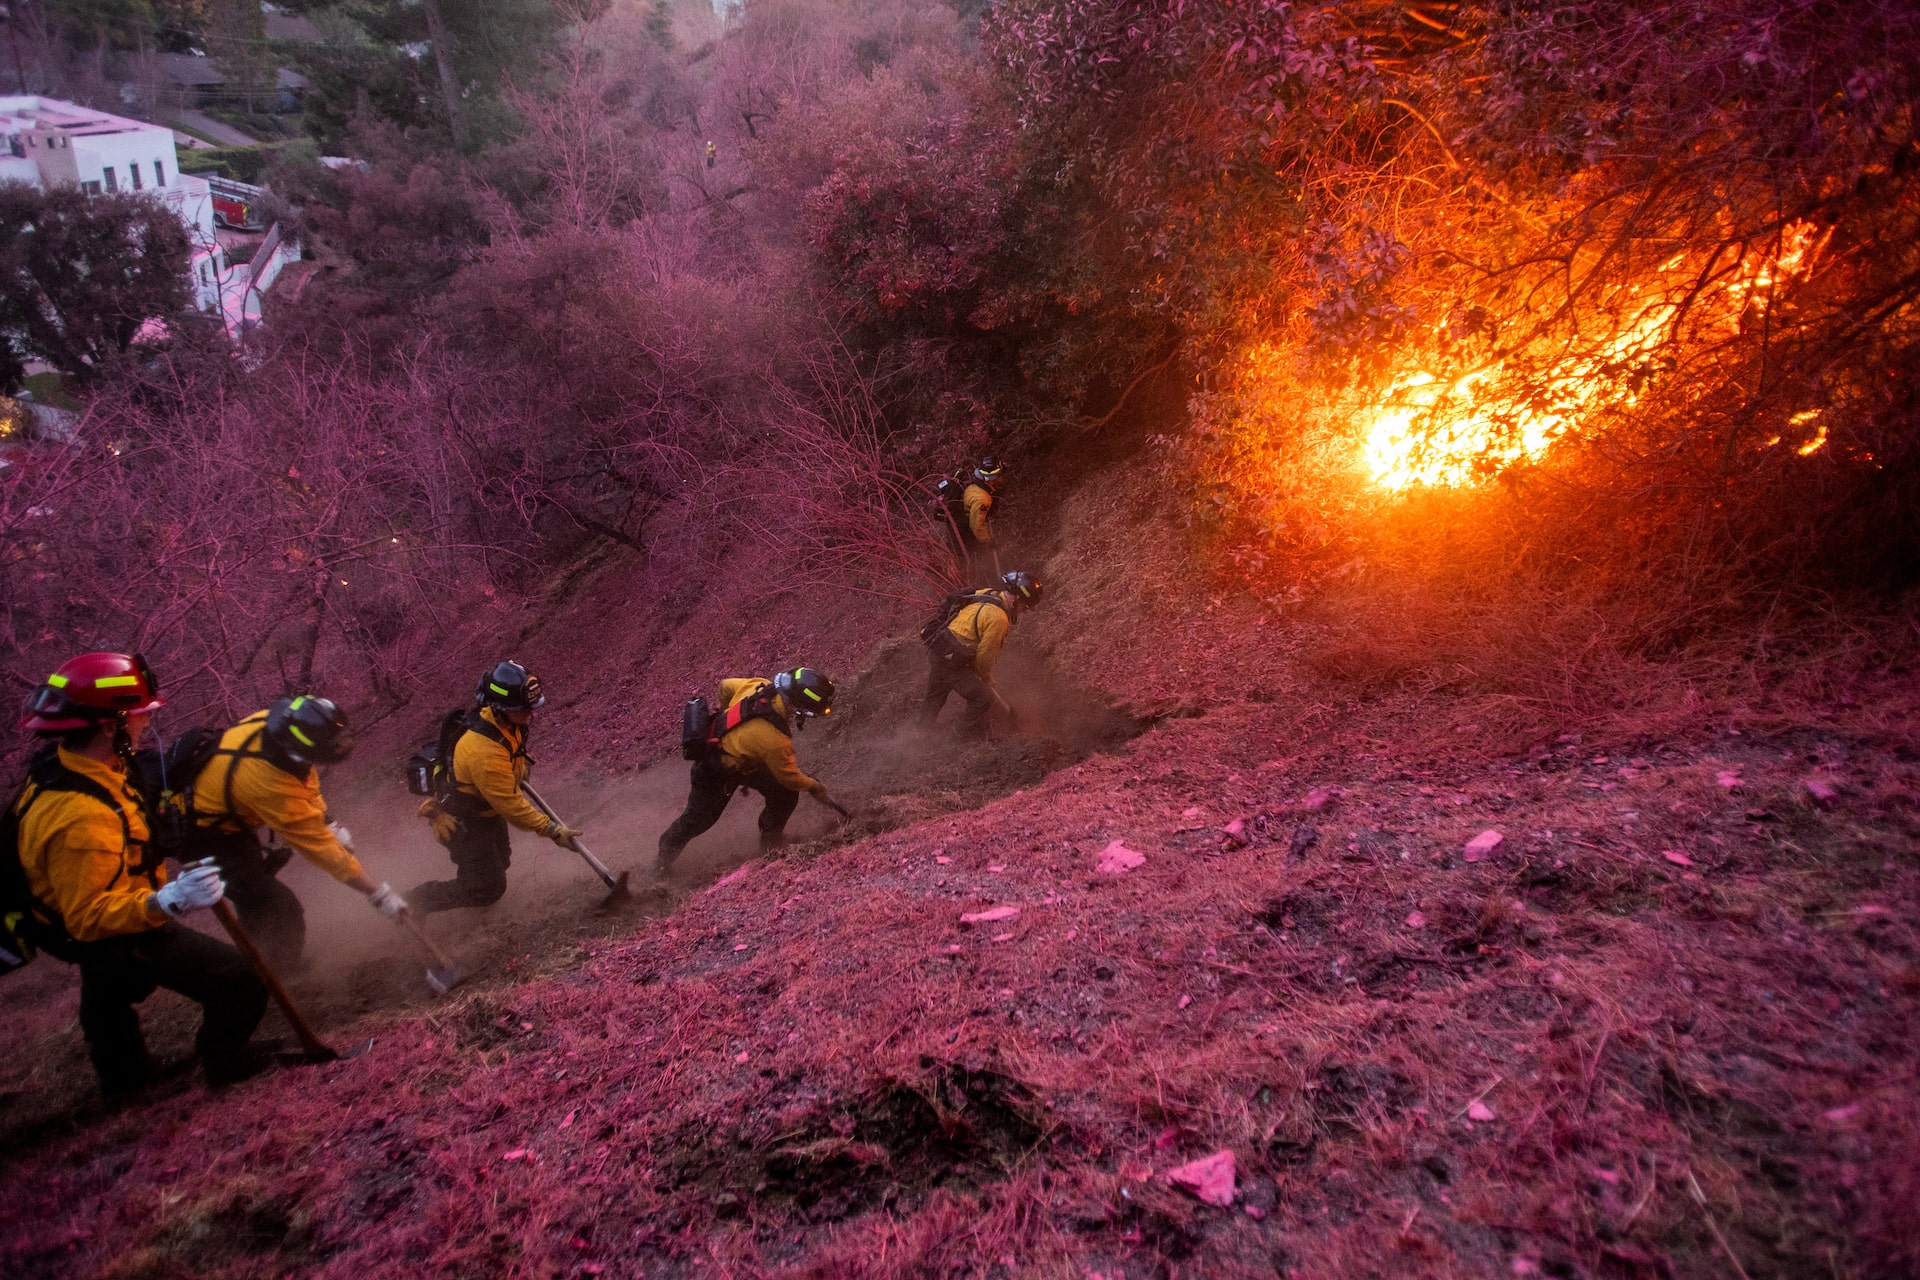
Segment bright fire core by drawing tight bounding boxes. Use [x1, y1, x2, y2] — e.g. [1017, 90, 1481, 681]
[1361, 370, 1561, 490]
[1357, 221, 1826, 490]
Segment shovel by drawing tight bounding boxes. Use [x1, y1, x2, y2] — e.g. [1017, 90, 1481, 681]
[398, 910, 471, 995]
[522, 781, 632, 909]
[210, 899, 371, 1065]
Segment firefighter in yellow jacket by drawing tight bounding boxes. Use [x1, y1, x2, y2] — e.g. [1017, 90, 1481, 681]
[187, 695, 407, 968]
[945, 456, 1004, 580]
[10, 652, 267, 1096]
[920, 570, 1044, 735]
[409, 661, 581, 916]
[658, 668, 847, 868]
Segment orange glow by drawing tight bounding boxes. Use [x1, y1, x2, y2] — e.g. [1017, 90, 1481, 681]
[1358, 221, 1826, 490]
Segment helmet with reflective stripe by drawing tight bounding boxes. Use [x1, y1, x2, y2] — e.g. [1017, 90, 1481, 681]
[20, 651, 164, 732]
[477, 660, 545, 711]
[972, 456, 1005, 488]
[266, 694, 353, 766]
[772, 667, 835, 718]
[999, 570, 1043, 609]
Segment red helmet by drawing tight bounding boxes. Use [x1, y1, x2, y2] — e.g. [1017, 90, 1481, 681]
[20, 652, 164, 732]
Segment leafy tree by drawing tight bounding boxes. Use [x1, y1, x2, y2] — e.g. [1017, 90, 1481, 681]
[0, 185, 191, 390]
[278, 0, 570, 147]
[207, 0, 275, 112]
[42, 0, 158, 50]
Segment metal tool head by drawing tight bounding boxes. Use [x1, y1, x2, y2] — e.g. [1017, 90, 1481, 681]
[274, 1037, 374, 1067]
[596, 869, 633, 912]
[425, 962, 472, 996]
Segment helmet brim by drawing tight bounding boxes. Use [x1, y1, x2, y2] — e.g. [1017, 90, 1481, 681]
[20, 693, 162, 732]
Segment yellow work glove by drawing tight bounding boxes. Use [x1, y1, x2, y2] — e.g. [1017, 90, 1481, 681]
[418, 798, 459, 846]
[546, 820, 583, 848]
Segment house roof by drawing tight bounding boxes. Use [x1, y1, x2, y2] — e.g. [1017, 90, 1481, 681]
[160, 54, 226, 87]
[263, 11, 323, 40]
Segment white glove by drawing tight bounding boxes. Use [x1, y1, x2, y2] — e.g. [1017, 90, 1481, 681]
[328, 821, 354, 850]
[368, 882, 407, 919]
[154, 864, 226, 918]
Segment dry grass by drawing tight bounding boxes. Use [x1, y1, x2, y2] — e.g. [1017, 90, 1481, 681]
[2, 654, 1915, 1277]
[4, 449, 1918, 1279]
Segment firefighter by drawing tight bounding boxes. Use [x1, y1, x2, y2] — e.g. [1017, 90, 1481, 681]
[187, 695, 408, 968]
[11, 653, 268, 1095]
[408, 661, 581, 916]
[942, 457, 1005, 581]
[658, 667, 846, 868]
[920, 570, 1044, 736]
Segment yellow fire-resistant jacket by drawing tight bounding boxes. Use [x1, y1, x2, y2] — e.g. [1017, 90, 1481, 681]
[962, 483, 994, 544]
[716, 678, 822, 796]
[453, 706, 551, 834]
[947, 593, 1014, 682]
[16, 748, 167, 942]
[191, 713, 364, 884]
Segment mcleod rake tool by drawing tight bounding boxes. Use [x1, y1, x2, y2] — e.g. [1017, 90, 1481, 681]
[522, 781, 632, 908]
[398, 911, 472, 995]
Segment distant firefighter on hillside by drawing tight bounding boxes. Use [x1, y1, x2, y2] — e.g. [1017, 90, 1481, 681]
[918, 570, 1044, 738]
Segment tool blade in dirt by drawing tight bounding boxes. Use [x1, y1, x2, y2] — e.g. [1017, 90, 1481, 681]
[272, 1037, 374, 1066]
[594, 869, 633, 912]
[522, 781, 634, 907]
[399, 911, 474, 995]
[210, 899, 358, 1067]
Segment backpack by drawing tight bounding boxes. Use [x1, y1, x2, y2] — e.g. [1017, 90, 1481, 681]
[933, 476, 975, 544]
[406, 707, 513, 801]
[681, 685, 791, 762]
[918, 590, 1006, 665]
[1, 746, 136, 975]
[128, 725, 226, 862]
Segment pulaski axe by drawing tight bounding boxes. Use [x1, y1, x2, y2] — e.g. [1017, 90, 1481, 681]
[210, 898, 372, 1065]
[336, 835, 473, 997]
[399, 911, 471, 995]
[522, 781, 632, 909]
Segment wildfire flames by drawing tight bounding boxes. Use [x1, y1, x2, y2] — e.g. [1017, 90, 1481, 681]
[1359, 223, 1827, 490]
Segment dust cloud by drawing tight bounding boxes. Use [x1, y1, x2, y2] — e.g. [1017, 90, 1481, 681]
[1, 641, 1141, 1142]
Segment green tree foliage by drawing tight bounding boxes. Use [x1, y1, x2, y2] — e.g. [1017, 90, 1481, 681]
[42, 0, 158, 49]
[278, 0, 569, 147]
[0, 185, 191, 390]
[206, 0, 275, 111]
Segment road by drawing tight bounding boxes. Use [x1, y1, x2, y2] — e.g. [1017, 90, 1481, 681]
[158, 108, 259, 147]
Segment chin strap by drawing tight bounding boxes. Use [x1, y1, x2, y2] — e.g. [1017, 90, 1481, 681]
[111, 713, 137, 762]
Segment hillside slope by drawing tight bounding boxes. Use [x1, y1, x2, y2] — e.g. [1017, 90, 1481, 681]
[2, 458, 1917, 1280]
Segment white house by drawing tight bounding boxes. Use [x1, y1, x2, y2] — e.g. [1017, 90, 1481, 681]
[0, 95, 229, 311]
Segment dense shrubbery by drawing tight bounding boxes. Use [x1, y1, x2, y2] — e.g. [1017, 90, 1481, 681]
[979, 1, 1920, 592]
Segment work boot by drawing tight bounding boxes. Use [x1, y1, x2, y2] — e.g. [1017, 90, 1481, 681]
[96, 1050, 163, 1102]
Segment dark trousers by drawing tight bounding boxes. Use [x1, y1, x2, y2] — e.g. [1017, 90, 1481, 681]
[920, 655, 994, 731]
[658, 759, 799, 864]
[409, 810, 511, 916]
[200, 832, 305, 970]
[72, 922, 268, 1093]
